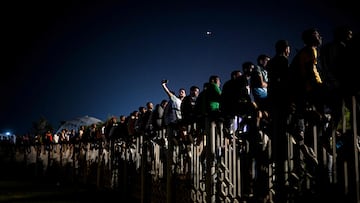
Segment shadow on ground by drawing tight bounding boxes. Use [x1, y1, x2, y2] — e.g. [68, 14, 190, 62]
[0, 160, 139, 203]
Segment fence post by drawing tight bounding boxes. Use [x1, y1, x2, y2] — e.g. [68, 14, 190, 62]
[205, 119, 217, 203]
[351, 96, 359, 203]
[166, 126, 173, 203]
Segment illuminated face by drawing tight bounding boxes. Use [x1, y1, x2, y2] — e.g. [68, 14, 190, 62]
[215, 77, 221, 87]
[261, 57, 270, 67]
[191, 88, 200, 97]
[179, 89, 186, 98]
[312, 30, 322, 47]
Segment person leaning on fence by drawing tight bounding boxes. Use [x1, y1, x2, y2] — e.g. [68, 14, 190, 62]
[236, 61, 266, 145]
[88, 123, 101, 149]
[202, 75, 222, 121]
[161, 80, 185, 125]
[287, 28, 324, 166]
[161, 80, 186, 145]
[105, 116, 119, 141]
[142, 101, 156, 139]
[267, 39, 291, 202]
[181, 85, 200, 130]
[127, 110, 140, 143]
[180, 85, 200, 146]
[319, 26, 354, 184]
[44, 130, 53, 151]
[220, 70, 242, 137]
[192, 82, 211, 146]
[117, 115, 129, 140]
[267, 39, 291, 155]
[344, 31, 360, 132]
[134, 106, 147, 135]
[239, 61, 257, 116]
[152, 99, 168, 131]
[250, 54, 271, 112]
[320, 26, 353, 128]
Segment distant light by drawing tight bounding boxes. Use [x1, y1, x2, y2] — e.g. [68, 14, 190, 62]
[5, 132, 11, 136]
[206, 31, 212, 35]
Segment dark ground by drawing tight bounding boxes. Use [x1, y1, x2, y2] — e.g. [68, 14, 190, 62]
[1, 146, 358, 203]
[0, 179, 134, 203]
[0, 162, 350, 203]
[0, 154, 140, 203]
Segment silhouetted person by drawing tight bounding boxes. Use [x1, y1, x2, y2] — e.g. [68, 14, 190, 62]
[267, 39, 291, 202]
[181, 85, 200, 130]
[288, 28, 323, 167]
[152, 99, 168, 131]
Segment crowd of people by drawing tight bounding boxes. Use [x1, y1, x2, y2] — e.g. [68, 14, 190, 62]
[7, 26, 360, 202]
[102, 25, 358, 202]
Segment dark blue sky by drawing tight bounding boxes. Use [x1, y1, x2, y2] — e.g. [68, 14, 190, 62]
[1, 0, 359, 135]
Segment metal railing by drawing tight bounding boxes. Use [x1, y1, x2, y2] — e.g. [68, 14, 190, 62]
[1, 97, 359, 203]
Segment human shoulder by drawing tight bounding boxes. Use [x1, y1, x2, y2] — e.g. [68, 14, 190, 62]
[253, 65, 262, 72]
[170, 94, 179, 101]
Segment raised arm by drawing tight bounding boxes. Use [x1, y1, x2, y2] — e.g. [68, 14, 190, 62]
[161, 80, 174, 98]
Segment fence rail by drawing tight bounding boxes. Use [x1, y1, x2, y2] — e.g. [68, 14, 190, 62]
[1, 98, 359, 203]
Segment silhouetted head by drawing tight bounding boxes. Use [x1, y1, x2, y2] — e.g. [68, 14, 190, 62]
[275, 40, 289, 53]
[302, 28, 322, 47]
[242, 61, 255, 76]
[333, 25, 353, 43]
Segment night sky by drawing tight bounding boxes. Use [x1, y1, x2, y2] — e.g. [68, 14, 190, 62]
[1, 0, 359, 135]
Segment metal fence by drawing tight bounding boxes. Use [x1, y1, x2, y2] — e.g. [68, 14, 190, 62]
[1, 97, 359, 203]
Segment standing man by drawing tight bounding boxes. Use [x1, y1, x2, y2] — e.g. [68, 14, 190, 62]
[267, 39, 291, 202]
[288, 28, 323, 167]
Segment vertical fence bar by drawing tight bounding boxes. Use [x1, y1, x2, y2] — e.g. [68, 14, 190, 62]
[5, 112, 360, 202]
[352, 96, 359, 203]
[166, 126, 173, 203]
[206, 119, 217, 203]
